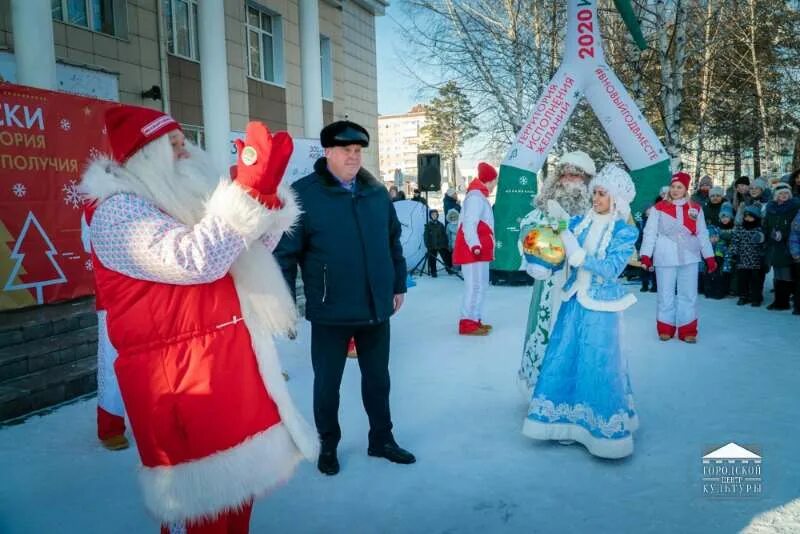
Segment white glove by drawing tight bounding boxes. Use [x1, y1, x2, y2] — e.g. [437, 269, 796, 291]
[560, 229, 584, 266]
[525, 263, 552, 280]
[546, 199, 570, 221]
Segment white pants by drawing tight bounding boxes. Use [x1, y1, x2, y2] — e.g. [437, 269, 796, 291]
[655, 263, 699, 338]
[461, 261, 490, 321]
[96, 311, 124, 417]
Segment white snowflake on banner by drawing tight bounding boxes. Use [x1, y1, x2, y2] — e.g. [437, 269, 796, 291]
[60, 118, 71, 131]
[88, 147, 103, 160]
[519, 176, 529, 186]
[62, 180, 84, 209]
[85, 259, 93, 272]
[12, 183, 27, 198]
[497, 240, 504, 249]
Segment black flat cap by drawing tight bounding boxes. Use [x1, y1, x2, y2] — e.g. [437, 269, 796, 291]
[320, 120, 370, 148]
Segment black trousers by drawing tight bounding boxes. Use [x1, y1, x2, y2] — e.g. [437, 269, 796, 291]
[703, 271, 731, 299]
[792, 263, 800, 312]
[311, 321, 393, 451]
[736, 267, 764, 304]
[427, 248, 452, 276]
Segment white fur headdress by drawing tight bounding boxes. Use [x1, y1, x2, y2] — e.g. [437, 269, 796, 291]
[589, 163, 636, 219]
[559, 150, 596, 176]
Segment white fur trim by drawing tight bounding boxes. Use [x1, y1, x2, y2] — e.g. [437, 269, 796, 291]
[559, 151, 596, 176]
[205, 180, 301, 245]
[80, 157, 137, 201]
[140, 423, 302, 523]
[231, 241, 319, 462]
[205, 181, 270, 244]
[568, 248, 586, 267]
[522, 418, 633, 459]
[577, 291, 636, 312]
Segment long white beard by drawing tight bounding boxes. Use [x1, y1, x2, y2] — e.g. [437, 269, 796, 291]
[536, 179, 591, 216]
[122, 137, 221, 226]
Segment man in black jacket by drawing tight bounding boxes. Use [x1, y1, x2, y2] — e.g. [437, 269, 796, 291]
[274, 120, 415, 476]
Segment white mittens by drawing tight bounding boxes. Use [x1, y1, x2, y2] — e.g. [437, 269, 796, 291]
[560, 229, 586, 266]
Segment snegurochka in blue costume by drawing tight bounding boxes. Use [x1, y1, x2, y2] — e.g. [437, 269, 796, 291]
[522, 164, 640, 459]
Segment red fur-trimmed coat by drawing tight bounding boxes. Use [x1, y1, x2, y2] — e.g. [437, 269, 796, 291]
[80, 159, 317, 524]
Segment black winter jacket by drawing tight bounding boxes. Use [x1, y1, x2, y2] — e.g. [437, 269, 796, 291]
[424, 220, 448, 250]
[274, 158, 407, 325]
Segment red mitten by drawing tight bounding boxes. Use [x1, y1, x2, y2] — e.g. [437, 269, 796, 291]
[233, 122, 294, 208]
[640, 255, 653, 269]
[471, 245, 482, 257]
[705, 257, 718, 274]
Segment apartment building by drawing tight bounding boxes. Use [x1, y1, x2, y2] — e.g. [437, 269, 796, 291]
[378, 103, 425, 181]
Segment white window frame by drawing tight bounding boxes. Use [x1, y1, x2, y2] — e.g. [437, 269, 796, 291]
[245, 3, 285, 86]
[320, 35, 333, 101]
[181, 124, 205, 148]
[165, 0, 200, 62]
[53, 0, 120, 36]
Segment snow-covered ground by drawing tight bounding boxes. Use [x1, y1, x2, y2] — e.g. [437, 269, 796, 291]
[1, 276, 798, 534]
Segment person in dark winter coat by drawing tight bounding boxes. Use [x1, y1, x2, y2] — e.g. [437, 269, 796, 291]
[443, 188, 461, 215]
[274, 120, 415, 476]
[423, 209, 453, 276]
[763, 183, 800, 310]
[727, 176, 751, 218]
[789, 209, 800, 315]
[731, 205, 766, 306]
[703, 186, 726, 226]
[703, 226, 730, 299]
[411, 188, 428, 205]
[691, 175, 713, 207]
[716, 202, 736, 296]
[789, 168, 800, 198]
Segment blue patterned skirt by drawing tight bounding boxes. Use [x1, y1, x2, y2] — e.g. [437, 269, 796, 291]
[522, 297, 638, 459]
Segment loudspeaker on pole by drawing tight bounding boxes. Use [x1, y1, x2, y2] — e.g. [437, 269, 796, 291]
[417, 153, 442, 192]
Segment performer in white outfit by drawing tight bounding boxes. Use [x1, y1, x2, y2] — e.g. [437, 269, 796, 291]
[81, 211, 128, 450]
[452, 163, 498, 335]
[517, 151, 595, 396]
[640, 172, 717, 343]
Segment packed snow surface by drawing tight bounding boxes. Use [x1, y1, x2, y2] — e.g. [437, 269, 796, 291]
[1, 276, 798, 533]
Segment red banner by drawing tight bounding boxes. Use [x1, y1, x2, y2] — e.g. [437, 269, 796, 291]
[0, 83, 115, 310]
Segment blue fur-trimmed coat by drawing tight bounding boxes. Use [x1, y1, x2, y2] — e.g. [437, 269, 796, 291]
[559, 215, 639, 312]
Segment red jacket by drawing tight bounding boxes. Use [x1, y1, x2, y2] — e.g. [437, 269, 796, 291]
[452, 179, 495, 264]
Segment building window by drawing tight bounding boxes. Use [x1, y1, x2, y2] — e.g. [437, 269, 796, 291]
[165, 0, 199, 61]
[246, 4, 284, 85]
[52, 0, 118, 35]
[182, 124, 204, 148]
[320, 35, 333, 101]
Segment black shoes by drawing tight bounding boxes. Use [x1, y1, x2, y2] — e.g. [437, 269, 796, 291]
[318, 442, 416, 475]
[317, 449, 340, 476]
[737, 297, 749, 306]
[367, 442, 416, 465]
[767, 302, 790, 310]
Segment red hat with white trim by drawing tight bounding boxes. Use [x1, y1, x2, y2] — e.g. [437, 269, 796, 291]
[104, 105, 181, 164]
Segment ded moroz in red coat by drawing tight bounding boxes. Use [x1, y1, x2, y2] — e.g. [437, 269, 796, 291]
[80, 157, 318, 524]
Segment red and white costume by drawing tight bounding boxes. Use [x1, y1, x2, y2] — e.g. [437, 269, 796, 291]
[640, 173, 715, 340]
[452, 163, 497, 334]
[80, 107, 316, 533]
[82, 209, 126, 444]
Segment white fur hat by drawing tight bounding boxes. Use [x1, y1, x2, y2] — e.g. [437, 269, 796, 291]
[559, 150, 596, 176]
[589, 163, 637, 218]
